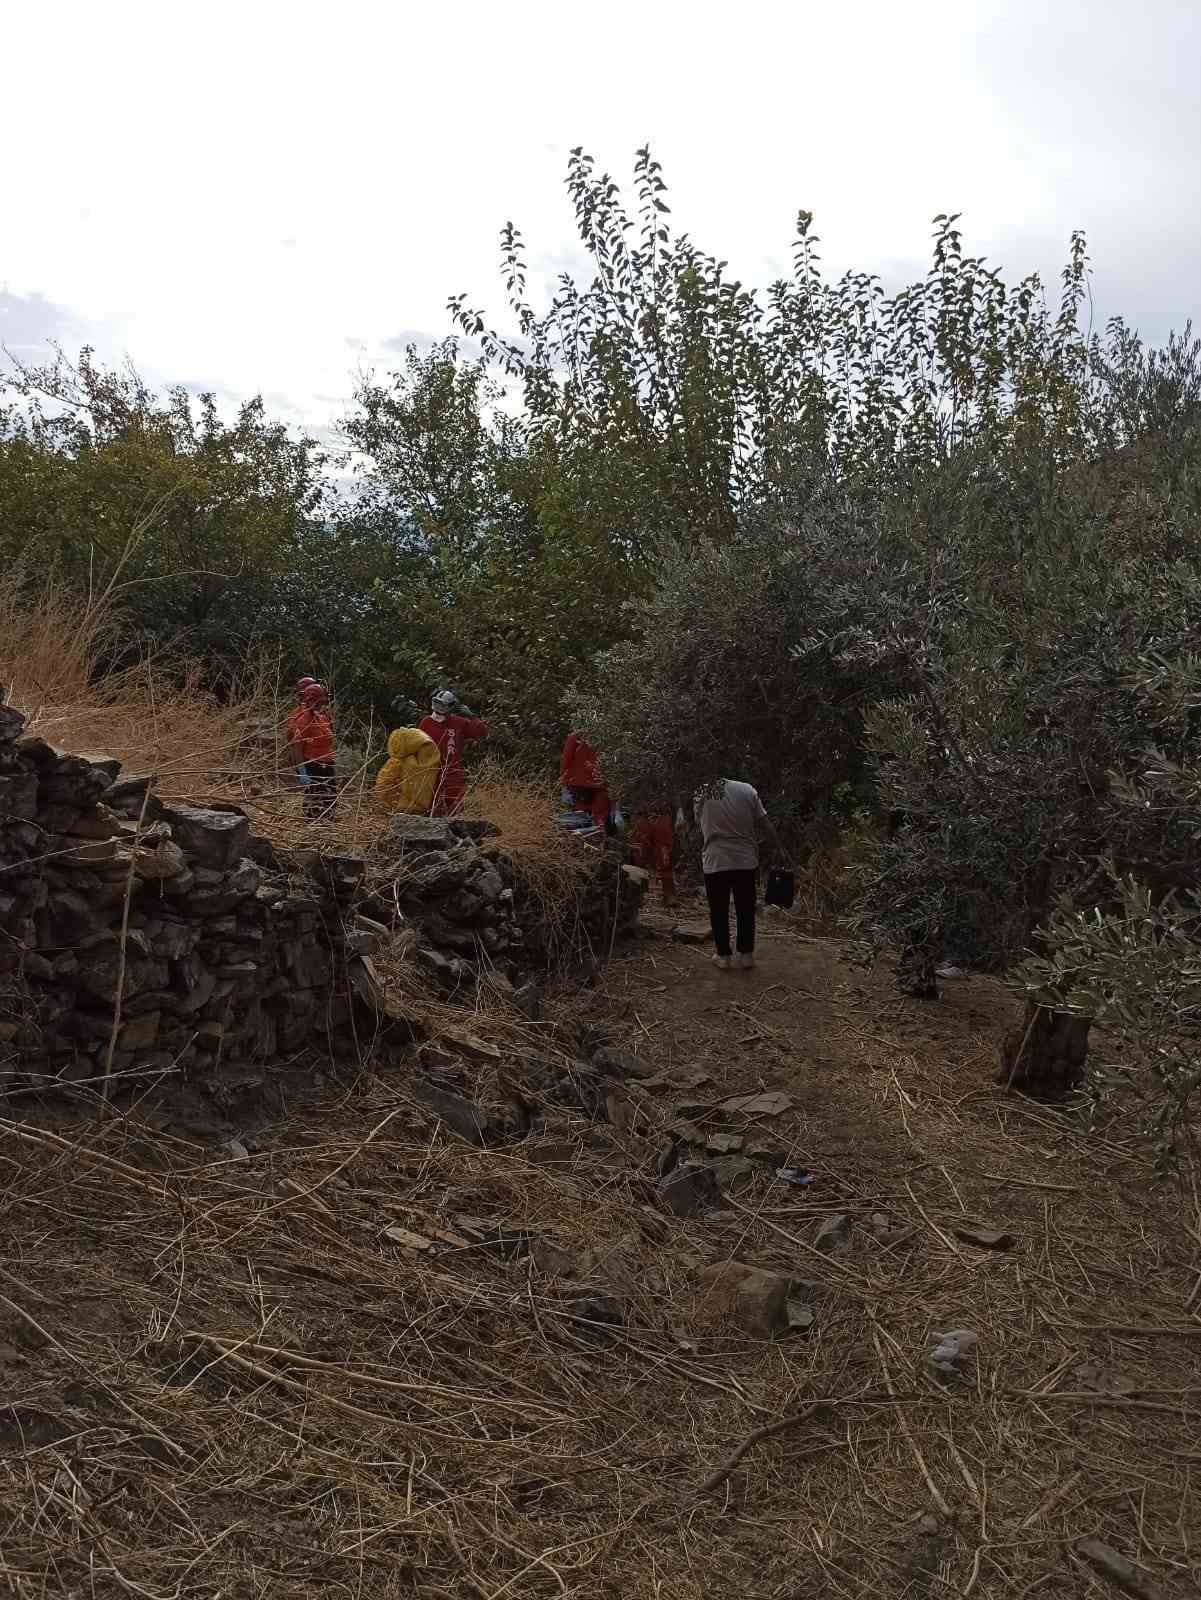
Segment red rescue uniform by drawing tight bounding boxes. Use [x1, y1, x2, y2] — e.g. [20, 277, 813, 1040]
[419, 712, 488, 815]
[630, 811, 675, 904]
[286, 706, 335, 764]
[559, 731, 610, 829]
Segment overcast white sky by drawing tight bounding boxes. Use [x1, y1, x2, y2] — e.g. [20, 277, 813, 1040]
[3, 0, 1198, 439]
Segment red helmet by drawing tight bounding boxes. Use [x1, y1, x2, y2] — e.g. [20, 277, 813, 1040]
[302, 682, 329, 704]
[296, 676, 317, 694]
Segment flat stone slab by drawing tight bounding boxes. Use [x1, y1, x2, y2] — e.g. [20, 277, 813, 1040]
[161, 805, 250, 869]
[387, 815, 456, 849]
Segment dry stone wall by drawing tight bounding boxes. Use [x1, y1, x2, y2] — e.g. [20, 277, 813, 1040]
[0, 703, 381, 1093]
[0, 705, 645, 1096]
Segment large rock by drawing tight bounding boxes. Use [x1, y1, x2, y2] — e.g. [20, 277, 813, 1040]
[814, 1213, 852, 1254]
[415, 945, 469, 988]
[75, 755, 123, 785]
[0, 771, 38, 820]
[658, 1163, 718, 1217]
[46, 891, 98, 946]
[694, 1261, 792, 1338]
[103, 774, 159, 816]
[412, 1081, 486, 1145]
[0, 703, 28, 743]
[131, 837, 188, 880]
[161, 805, 250, 869]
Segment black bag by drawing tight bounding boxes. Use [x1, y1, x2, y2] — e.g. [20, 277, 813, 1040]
[764, 866, 796, 909]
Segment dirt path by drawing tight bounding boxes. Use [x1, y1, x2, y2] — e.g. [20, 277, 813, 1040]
[2, 915, 1199, 1599]
[592, 908, 1201, 1596]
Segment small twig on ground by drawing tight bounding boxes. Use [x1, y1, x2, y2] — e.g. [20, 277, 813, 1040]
[700, 1404, 831, 1492]
[870, 1324, 952, 1518]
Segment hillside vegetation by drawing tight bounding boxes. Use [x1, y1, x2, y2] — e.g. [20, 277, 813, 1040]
[3, 147, 1201, 1121]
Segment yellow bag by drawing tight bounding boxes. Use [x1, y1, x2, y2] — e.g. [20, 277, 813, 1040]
[375, 726, 440, 814]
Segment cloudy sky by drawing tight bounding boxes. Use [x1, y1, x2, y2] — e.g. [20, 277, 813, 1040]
[4, 0, 1198, 438]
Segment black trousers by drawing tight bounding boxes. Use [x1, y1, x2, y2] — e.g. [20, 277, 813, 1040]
[704, 868, 757, 956]
[302, 761, 337, 819]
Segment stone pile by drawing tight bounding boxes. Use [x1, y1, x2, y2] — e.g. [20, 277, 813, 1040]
[361, 814, 646, 991]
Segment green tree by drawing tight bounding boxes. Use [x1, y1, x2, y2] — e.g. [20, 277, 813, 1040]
[0, 346, 326, 674]
[343, 342, 647, 753]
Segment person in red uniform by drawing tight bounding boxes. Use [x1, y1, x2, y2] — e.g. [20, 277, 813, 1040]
[286, 682, 337, 819]
[558, 729, 611, 830]
[630, 809, 676, 906]
[420, 690, 488, 816]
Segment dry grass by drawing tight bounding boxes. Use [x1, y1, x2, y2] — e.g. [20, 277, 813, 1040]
[0, 579, 578, 872]
[3, 939, 1201, 1600]
[9, 576, 1196, 1595]
[0, 579, 268, 800]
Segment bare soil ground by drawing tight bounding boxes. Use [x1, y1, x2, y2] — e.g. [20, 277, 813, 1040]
[2, 911, 1199, 1599]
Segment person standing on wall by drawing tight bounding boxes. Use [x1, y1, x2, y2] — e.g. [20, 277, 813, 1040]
[558, 728, 611, 831]
[696, 778, 783, 970]
[420, 690, 488, 816]
[286, 682, 337, 819]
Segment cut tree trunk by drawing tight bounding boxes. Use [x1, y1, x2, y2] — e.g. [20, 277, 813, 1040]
[999, 1001, 1091, 1096]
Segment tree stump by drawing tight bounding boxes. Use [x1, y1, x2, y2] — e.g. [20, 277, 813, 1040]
[999, 1002, 1091, 1095]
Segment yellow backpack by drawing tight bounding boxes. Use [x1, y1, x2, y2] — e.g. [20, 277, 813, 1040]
[375, 726, 441, 814]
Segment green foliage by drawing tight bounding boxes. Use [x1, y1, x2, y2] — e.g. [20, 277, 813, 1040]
[0, 347, 325, 658]
[4, 145, 1201, 1132]
[343, 341, 648, 752]
[0, 349, 447, 729]
[452, 153, 1097, 533]
[570, 493, 901, 820]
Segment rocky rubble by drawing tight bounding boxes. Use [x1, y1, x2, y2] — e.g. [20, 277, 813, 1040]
[358, 812, 646, 992]
[0, 708, 646, 1096]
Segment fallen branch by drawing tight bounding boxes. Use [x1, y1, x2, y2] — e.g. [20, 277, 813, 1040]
[700, 1392, 908, 1492]
[1075, 1536, 1164, 1600]
[871, 1326, 952, 1518]
[701, 1404, 831, 1492]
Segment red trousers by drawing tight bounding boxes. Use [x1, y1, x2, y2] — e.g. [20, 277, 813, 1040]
[431, 770, 466, 816]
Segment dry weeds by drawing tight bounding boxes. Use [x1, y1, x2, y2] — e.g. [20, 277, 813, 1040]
[1, 582, 587, 939]
[3, 935, 1201, 1599]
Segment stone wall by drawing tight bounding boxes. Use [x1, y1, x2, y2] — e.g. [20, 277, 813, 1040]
[0, 706, 646, 1095]
[0, 704, 383, 1093]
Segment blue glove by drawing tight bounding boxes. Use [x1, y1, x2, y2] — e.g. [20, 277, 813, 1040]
[560, 785, 574, 808]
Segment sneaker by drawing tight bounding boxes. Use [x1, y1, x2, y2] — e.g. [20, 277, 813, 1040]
[712, 954, 732, 971]
[738, 953, 755, 970]
[936, 963, 966, 979]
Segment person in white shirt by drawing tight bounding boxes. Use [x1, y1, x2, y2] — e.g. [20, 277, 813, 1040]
[695, 779, 782, 970]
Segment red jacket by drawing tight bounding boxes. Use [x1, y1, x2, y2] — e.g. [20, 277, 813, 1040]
[419, 713, 487, 778]
[560, 731, 602, 789]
